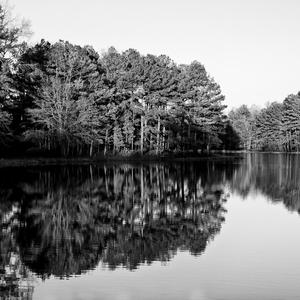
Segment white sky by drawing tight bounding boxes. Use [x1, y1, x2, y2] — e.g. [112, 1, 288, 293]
[9, 0, 300, 109]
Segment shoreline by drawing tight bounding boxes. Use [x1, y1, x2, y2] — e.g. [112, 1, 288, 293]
[2, 151, 300, 168]
[0, 153, 244, 168]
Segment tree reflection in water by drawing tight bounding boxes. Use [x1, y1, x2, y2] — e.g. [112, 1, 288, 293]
[0, 162, 232, 282]
[0, 160, 236, 298]
[231, 154, 300, 213]
[1, 155, 299, 298]
[0, 198, 34, 299]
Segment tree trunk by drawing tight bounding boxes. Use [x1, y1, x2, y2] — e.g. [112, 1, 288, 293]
[89, 140, 93, 157]
[140, 115, 144, 154]
[207, 135, 211, 153]
[132, 111, 135, 151]
[104, 129, 108, 155]
[156, 116, 160, 154]
[162, 126, 166, 152]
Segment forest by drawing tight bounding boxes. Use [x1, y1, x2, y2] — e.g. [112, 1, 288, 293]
[0, 4, 236, 158]
[1, 3, 300, 157]
[229, 96, 300, 152]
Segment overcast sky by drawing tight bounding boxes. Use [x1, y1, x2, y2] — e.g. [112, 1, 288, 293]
[9, 0, 300, 109]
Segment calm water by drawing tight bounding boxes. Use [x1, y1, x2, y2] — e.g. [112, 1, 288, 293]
[1, 154, 300, 300]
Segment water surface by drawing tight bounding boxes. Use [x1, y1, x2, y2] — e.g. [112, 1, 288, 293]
[1, 154, 300, 300]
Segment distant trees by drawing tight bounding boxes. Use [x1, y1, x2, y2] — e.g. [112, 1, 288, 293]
[229, 92, 300, 152]
[228, 105, 256, 150]
[282, 94, 300, 151]
[254, 102, 284, 151]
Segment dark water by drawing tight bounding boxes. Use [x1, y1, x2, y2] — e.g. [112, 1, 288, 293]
[1, 154, 300, 300]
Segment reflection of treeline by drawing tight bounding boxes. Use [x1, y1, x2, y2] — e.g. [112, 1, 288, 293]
[0, 200, 34, 299]
[0, 161, 233, 285]
[231, 154, 300, 213]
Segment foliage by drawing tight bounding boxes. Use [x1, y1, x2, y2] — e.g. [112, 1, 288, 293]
[230, 95, 300, 152]
[1, 30, 230, 156]
[20, 42, 104, 156]
[0, 3, 30, 152]
[228, 105, 256, 150]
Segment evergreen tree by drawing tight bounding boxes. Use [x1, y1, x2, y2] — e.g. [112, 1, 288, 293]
[282, 93, 300, 151]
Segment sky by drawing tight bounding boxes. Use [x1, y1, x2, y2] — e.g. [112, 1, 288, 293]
[8, 0, 300, 109]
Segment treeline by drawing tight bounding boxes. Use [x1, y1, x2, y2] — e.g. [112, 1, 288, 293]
[229, 93, 300, 152]
[0, 5, 238, 157]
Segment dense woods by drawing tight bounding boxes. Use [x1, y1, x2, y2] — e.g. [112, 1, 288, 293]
[0, 4, 234, 157]
[229, 93, 300, 152]
[2, 3, 300, 157]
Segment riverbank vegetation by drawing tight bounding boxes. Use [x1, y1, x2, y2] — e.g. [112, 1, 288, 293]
[1, 3, 300, 158]
[229, 94, 300, 152]
[0, 4, 242, 158]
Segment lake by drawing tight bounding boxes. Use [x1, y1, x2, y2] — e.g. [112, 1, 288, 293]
[1, 154, 300, 300]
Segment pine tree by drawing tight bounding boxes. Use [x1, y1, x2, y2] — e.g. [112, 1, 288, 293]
[254, 102, 284, 151]
[282, 93, 300, 151]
